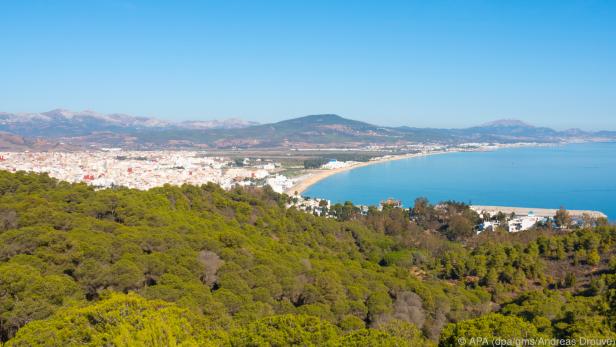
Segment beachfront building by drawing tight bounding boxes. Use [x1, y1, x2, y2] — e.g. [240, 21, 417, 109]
[266, 174, 295, 193]
[477, 220, 501, 234]
[507, 212, 545, 232]
[473, 206, 547, 233]
[321, 159, 351, 170]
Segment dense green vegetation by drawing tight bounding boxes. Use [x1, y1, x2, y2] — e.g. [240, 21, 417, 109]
[303, 154, 378, 169]
[0, 171, 614, 346]
[303, 158, 330, 169]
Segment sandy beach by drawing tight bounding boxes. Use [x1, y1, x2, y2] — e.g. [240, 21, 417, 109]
[285, 151, 449, 195]
[284, 142, 553, 197]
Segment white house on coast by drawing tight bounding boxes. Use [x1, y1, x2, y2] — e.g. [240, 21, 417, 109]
[507, 212, 545, 232]
[321, 160, 352, 170]
[473, 206, 546, 233]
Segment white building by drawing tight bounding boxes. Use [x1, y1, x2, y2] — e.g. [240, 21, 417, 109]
[477, 220, 500, 234]
[321, 159, 350, 170]
[507, 212, 544, 232]
[266, 174, 295, 193]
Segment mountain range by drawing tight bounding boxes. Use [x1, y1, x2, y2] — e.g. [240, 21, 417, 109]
[0, 109, 258, 137]
[0, 110, 614, 150]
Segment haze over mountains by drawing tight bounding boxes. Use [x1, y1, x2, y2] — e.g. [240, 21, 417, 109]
[0, 109, 258, 137]
[0, 110, 614, 150]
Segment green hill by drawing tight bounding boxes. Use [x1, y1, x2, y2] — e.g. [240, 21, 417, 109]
[136, 114, 403, 148]
[127, 114, 592, 148]
[0, 171, 614, 345]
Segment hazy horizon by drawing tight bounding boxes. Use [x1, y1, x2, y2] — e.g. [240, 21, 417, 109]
[1, 1, 615, 130]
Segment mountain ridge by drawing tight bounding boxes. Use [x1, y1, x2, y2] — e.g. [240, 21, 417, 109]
[0, 110, 614, 150]
[480, 119, 535, 128]
[0, 109, 259, 138]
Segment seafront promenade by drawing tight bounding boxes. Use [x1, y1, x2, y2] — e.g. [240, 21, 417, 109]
[471, 205, 607, 219]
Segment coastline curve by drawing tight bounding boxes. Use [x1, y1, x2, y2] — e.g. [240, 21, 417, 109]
[284, 151, 451, 196]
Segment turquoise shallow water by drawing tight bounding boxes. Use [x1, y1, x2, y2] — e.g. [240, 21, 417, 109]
[304, 142, 616, 220]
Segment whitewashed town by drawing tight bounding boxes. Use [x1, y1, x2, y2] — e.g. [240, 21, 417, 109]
[0, 150, 297, 193]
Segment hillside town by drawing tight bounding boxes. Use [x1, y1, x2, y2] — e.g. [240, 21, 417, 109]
[0, 150, 296, 192]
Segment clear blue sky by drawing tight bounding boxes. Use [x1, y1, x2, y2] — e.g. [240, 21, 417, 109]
[1, 0, 615, 129]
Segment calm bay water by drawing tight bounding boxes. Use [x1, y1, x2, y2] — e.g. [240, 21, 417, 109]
[305, 142, 616, 220]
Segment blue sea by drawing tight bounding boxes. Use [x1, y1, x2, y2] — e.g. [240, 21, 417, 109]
[304, 142, 616, 220]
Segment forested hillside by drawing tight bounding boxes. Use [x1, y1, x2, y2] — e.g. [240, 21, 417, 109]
[0, 171, 614, 346]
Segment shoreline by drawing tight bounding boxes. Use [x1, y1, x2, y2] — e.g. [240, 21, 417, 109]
[285, 150, 452, 196]
[284, 142, 566, 196]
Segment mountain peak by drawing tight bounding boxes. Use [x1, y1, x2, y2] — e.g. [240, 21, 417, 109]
[481, 119, 534, 128]
[269, 114, 384, 135]
[275, 114, 374, 127]
[288, 114, 344, 122]
[43, 108, 75, 117]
